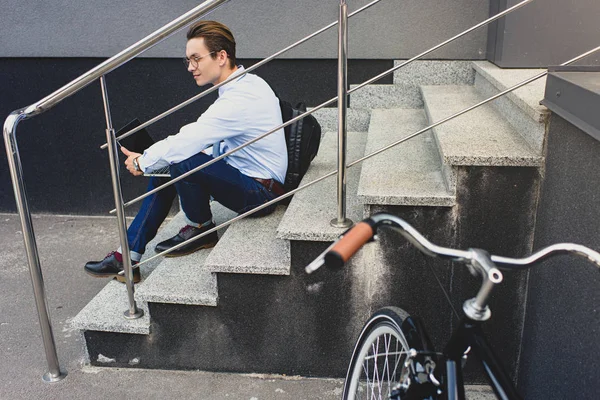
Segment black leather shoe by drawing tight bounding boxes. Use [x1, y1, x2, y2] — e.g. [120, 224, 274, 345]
[155, 224, 218, 257]
[84, 252, 141, 283]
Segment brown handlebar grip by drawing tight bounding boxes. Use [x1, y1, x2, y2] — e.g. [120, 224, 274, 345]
[324, 222, 375, 268]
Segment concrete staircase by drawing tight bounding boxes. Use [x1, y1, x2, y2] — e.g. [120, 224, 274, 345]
[72, 60, 548, 381]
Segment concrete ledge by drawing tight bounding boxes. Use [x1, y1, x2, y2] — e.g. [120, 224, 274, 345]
[472, 61, 548, 123]
[277, 131, 367, 242]
[204, 206, 291, 275]
[135, 253, 218, 306]
[71, 281, 151, 335]
[422, 85, 542, 167]
[357, 109, 455, 207]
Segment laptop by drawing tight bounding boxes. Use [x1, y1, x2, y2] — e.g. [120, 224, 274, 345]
[115, 119, 171, 177]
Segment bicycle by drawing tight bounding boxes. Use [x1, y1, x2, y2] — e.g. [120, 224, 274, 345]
[306, 212, 600, 400]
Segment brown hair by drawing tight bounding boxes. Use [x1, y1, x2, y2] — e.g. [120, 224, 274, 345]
[186, 21, 236, 69]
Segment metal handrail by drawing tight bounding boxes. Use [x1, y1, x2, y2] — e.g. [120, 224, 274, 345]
[2, 0, 229, 383]
[137, 44, 600, 266]
[0, 0, 553, 384]
[110, 0, 535, 213]
[21, 0, 230, 119]
[100, 0, 384, 149]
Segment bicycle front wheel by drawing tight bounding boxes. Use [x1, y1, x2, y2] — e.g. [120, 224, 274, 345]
[343, 307, 414, 400]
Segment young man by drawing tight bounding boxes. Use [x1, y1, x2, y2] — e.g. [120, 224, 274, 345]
[85, 21, 287, 282]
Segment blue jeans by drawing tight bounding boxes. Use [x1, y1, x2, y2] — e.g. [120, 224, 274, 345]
[127, 152, 278, 255]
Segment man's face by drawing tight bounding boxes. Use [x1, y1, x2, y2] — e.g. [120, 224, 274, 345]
[185, 37, 223, 87]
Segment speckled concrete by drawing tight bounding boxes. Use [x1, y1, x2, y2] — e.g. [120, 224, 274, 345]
[135, 251, 218, 306]
[310, 107, 371, 133]
[474, 72, 546, 154]
[357, 109, 455, 206]
[421, 85, 543, 167]
[204, 206, 291, 275]
[71, 281, 151, 335]
[472, 61, 548, 123]
[276, 131, 367, 242]
[393, 60, 475, 85]
[350, 84, 423, 109]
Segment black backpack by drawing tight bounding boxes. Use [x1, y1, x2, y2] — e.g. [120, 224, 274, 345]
[278, 99, 322, 192]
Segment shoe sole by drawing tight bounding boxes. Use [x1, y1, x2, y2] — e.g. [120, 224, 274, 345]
[85, 269, 141, 284]
[162, 240, 218, 258]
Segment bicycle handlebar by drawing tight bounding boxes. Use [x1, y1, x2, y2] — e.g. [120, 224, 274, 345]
[306, 213, 600, 274]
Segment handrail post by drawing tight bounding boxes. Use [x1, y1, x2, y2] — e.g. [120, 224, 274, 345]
[99, 76, 143, 320]
[331, 0, 353, 229]
[3, 111, 67, 382]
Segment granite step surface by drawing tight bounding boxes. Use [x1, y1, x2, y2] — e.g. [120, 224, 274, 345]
[421, 85, 543, 167]
[204, 205, 290, 275]
[472, 61, 547, 122]
[472, 61, 548, 153]
[357, 109, 455, 207]
[393, 60, 475, 86]
[133, 202, 236, 306]
[310, 107, 370, 133]
[71, 202, 237, 334]
[277, 131, 368, 242]
[350, 84, 423, 109]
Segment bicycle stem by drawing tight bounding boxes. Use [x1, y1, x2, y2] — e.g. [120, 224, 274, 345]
[463, 249, 504, 321]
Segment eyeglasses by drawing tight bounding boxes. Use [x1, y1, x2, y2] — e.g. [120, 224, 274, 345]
[183, 51, 216, 69]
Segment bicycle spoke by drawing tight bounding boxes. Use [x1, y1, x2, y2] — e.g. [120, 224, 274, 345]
[383, 333, 392, 396]
[391, 336, 402, 385]
[371, 337, 379, 399]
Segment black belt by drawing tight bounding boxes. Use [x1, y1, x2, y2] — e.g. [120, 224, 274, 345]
[253, 178, 286, 197]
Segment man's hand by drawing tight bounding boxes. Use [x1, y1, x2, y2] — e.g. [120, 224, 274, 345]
[121, 147, 144, 176]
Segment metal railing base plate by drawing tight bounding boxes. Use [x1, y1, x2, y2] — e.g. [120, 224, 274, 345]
[123, 309, 145, 320]
[330, 218, 353, 229]
[42, 371, 67, 383]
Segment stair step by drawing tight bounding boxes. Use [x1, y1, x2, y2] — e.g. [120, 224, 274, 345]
[277, 131, 368, 241]
[133, 202, 236, 306]
[472, 61, 548, 153]
[357, 109, 455, 207]
[135, 251, 218, 306]
[204, 205, 290, 275]
[72, 202, 237, 333]
[310, 107, 370, 132]
[350, 84, 423, 109]
[393, 60, 475, 86]
[71, 280, 151, 334]
[472, 61, 547, 122]
[421, 85, 543, 167]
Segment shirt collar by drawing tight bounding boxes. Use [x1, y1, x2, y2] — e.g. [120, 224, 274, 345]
[218, 65, 246, 96]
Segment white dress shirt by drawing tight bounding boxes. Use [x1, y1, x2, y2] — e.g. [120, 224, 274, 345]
[139, 66, 288, 184]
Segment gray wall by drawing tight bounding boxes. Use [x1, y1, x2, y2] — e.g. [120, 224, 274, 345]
[518, 113, 600, 399]
[488, 0, 600, 67]
[0, 0, 489, 59]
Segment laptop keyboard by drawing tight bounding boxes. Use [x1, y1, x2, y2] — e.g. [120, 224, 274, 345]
[144, 166, 170, 177]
